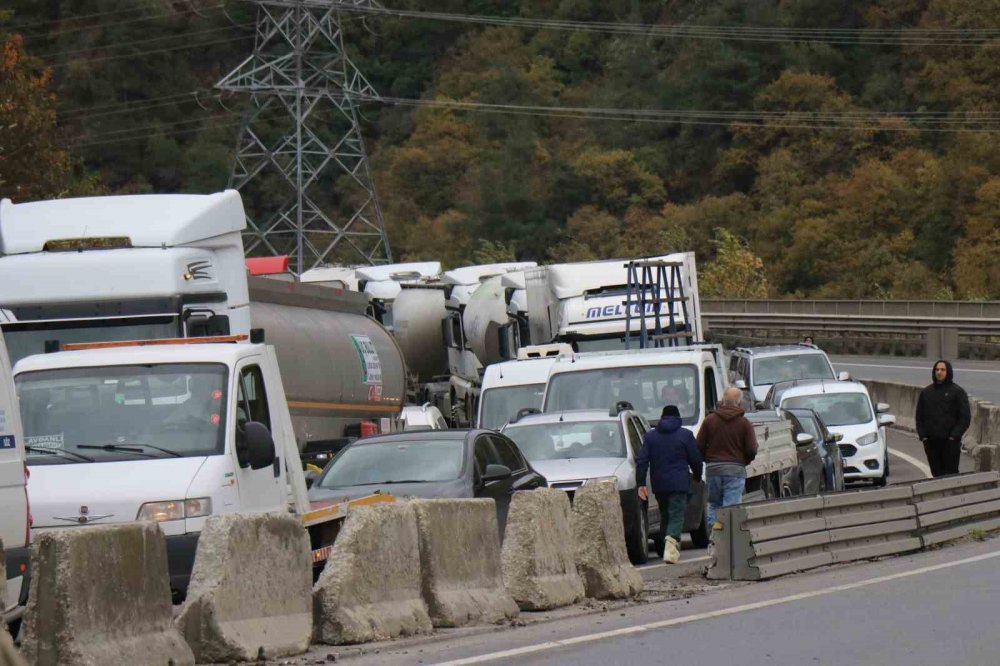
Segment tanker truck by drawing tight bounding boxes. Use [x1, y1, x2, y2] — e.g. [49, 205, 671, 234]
[0, 190, 406, 599]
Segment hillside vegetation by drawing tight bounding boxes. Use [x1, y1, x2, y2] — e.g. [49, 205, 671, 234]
[2, 0, 998, 298]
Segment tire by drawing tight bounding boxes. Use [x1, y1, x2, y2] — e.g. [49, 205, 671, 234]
[690, 520, 710, 549]
[626, 500, 649, 565]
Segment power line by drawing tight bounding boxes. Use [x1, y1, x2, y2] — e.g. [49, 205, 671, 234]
[15, 4, 227, 39]
[37, 23, 250, 60]
[44, 34, 253, 67]
[323, 4, 1000, 46]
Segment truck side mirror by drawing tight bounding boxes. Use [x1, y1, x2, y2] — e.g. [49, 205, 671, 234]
[237, 421, 276, 470]
[734, 379, 747, 390]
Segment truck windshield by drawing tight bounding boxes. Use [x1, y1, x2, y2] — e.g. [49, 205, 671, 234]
[504, 421, 625, 460]
[16, 363, 227, 464]
[545, 364, 700, 426]
[480, 384, 545, 430]
[3, 317, 179, 365]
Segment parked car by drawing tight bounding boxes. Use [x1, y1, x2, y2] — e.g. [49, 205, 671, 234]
[400, 403, 448, 431]
[307, 429, 546, 535]
[501, 405, 709, 565]
[781, 407, 846, 495]
[728, 344, 848, 404]
[774, 380, 895, 487]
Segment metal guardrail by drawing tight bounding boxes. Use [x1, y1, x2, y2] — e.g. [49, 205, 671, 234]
[708, 471, 1000, 580]
[702, 299, 1000, 336]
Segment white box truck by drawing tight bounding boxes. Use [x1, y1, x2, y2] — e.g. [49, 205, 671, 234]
[0, 328, 29, 629]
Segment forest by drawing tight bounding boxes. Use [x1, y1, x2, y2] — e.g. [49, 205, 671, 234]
[1, 0, 998, 298]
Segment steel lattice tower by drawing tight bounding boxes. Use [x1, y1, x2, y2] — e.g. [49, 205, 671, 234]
[217, 0, 392, 274]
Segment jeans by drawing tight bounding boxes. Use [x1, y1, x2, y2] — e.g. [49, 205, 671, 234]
[655, 492, 689, 542]
[706, 474, 745, 535]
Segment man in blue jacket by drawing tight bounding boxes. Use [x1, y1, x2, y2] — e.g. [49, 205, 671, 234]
[636, 404, 703, 563]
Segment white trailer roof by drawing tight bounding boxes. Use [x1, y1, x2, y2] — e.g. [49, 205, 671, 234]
[0, 190, 246, 255]
[355, 261, 441, 282]
[442, 262, 536, 286]
[542, 253, 688, 300]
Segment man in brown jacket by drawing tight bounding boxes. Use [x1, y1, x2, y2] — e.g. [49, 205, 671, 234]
[696, 387, 758, 536]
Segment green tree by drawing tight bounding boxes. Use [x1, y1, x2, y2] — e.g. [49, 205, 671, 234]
[699, 228, 769, 298]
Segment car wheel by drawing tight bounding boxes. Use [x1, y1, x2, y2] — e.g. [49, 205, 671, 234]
[626, 499, 649, 565]
[690, 519, 710, 549]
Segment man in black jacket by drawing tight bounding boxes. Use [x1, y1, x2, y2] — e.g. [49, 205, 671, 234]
[916, 359, 971, 477]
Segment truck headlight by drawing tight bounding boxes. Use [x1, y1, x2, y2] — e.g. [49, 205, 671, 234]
[582, 476, 619, 489]
[856, 432, 878, 447]
[137, 498, 212, 522]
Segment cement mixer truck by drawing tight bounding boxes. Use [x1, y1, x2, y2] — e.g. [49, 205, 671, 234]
[0, 191, 405, 599]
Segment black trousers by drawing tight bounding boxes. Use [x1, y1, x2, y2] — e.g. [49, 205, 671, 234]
[923, 437, 961, 477]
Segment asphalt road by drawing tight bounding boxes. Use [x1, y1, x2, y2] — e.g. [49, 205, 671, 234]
[831, 355, 1000, 404]
[321, 535, 1000, 666]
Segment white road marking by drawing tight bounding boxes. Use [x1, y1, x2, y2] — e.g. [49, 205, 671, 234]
[837, 362, 1000, 375]
[641, 555, 710, 571]
[888, 446, 932, 478]
[431, 549, 1000, 666]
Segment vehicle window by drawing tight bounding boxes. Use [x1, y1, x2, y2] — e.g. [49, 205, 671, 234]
[790, 413, 822, 439]
[490, 435, 526, 472]
[626, 419, 645, 456]
[729, 354, 739, 372]
[318, 439, 466, 487]
[751, 354, 835, 386]
[544, 364, 700, 427]
[17, 363, 227, 463]
[474, 435, 497, 474]
[480, 384, 545, 430]
[781, 393, 874, 427]
[447, 313, 464, 350]
[704, 367, 718, 411]
[237, 365, 270, 431]
[503, 420, 627, 462]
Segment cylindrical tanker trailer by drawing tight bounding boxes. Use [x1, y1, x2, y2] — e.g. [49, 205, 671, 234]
[247, 277, 406, 457]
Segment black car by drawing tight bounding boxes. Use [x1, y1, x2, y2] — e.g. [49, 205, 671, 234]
[782, 407, 846, 495]
[307, 429, 547, 536]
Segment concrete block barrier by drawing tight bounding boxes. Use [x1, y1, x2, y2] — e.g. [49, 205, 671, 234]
[175, 513, 311, 662]
[20, 523, 194, 666]
[973, 445, 999, 472]
[501, 489, 584, 611]
[571, 482, 643, 599]
[412, 499, 518, 627]
[313, 502, 432, 644]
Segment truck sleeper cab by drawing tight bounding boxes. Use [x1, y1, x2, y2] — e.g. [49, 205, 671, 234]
[15, 341, 298, 600]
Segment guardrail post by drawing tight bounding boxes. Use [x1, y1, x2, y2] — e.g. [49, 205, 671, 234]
[925, 328, 957, 359]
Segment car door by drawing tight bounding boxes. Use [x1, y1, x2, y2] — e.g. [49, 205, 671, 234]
[489, 433, 546, 533]
[232, 362, 283, 512]
[472, 434, 509, 531]
[625, 416, 657, 531]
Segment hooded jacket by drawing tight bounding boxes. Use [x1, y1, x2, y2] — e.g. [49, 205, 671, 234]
[916, 360, 971, 442]
[635, 416, 702, 494]
[696, 403, 758, 466]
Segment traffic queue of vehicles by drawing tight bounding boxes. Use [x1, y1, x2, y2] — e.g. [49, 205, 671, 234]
[0, 190, 896, 632]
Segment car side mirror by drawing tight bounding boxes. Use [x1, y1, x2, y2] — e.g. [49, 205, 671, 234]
[876, 402, 891, 414]
[734, 379, 747, 390]
[483, 463, 512, 483]
[830, 432, 845, 443]
[838, 371, 851, 381]
[755, 401, 767, 410]
[304, 469, 319, 489]
[795, 432, 815, 446]
[237, 421, 276, 470]
[878, 414, 896, 426]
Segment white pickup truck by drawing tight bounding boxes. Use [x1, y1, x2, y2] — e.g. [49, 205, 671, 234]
[14, 334, 378, 600]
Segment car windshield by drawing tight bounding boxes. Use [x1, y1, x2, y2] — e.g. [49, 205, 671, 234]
[480, 384, 545, 430]
[318, 439, 465, 487]
[544, 364, 699, 426]
[782, 393, 873, 427]
[752, 354, 834, 386]
[16, 364, 227, 464]
[504, 421, 626, 461]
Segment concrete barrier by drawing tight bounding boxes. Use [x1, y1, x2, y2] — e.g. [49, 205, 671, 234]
[501, 489, 584, 611]
[973, 445, 999, 472]
[175, 513, 311, 662]
[0, 539, 5, 614]
[313, 502, 432, 644]
[571, 482, 643, 599]
[412, 499, 518, 627]
[20, 523, 194, 666]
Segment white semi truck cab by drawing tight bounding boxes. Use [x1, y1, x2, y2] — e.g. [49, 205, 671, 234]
[14, 335, 356, 599]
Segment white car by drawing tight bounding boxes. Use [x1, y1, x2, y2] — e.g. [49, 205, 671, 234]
[775, 380, 895, 486]
[400, 403, 448, 431]
[728, 344, 849, 404]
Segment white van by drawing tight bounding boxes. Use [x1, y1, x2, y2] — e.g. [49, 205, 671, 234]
[0, 328, 29, 627]
[477, 344, 573, 430]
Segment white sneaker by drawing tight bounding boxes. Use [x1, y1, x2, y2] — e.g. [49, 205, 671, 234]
[663, 536, 680, 564]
